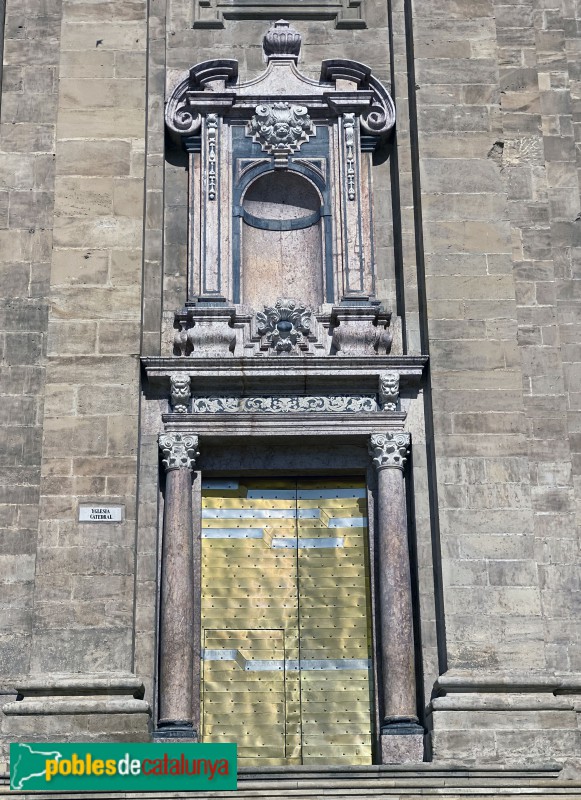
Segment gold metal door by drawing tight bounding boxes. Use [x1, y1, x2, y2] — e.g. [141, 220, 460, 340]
[201, 478, 372, 766]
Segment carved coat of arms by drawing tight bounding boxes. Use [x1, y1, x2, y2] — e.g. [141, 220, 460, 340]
[247, 102, 315, 157]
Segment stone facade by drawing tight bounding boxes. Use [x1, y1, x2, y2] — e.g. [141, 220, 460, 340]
[1, 0, 581, 792]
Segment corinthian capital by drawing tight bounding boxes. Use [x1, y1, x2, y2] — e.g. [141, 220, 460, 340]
[369, 432, 410, 471]
[159, 433, 199, 472]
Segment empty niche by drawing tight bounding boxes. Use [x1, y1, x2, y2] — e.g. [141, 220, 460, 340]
[241, 171, 323, 309]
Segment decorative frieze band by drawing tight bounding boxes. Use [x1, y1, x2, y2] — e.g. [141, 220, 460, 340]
[369, 432, 410, 471]
[192, 395, 378, 413]
[158, 433, 200, 472]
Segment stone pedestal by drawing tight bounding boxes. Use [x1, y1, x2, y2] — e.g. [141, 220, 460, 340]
[381, 732, 424, 764]
[331, 298, 392, 355]
[157, 432, 199, 740]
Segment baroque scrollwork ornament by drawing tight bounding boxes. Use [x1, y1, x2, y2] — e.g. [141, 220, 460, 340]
[170, 373, 191, 413]
[158, 433, 200, 472]
[369, 432, 410, 471]
[192, 395, 378, 413]
[256, 298, 312, 353]
[247, 103, 315, 166]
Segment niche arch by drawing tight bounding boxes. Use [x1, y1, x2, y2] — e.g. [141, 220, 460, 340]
[233, 161, 334, 307]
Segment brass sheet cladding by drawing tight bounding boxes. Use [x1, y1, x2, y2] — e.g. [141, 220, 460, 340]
[201, 478, 373, 766]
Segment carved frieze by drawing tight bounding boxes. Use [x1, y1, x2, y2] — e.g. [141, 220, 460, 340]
[369, 432, 410, 471]
[158, 433, 200, 472]
[192, 395, 378, 413]
[256, 299, 313, 353]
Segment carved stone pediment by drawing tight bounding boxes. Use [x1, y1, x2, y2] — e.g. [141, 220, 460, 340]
[165, 22, 394, 142]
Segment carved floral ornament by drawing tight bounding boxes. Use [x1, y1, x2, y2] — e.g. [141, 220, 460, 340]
[256, 298, 312, 353]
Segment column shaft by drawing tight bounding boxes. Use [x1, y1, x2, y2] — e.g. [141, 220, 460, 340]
[157, 432, 199, 737]
[376, 464, 417, 724]
[159, 466, 194, 725]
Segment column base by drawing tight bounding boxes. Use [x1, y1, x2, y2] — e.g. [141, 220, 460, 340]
[381, 723, 424, 764]
[153, 721, 198, 743]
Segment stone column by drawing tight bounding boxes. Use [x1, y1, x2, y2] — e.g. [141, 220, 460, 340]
[369, 432, 424, 763]
[156, 432, 199, 740]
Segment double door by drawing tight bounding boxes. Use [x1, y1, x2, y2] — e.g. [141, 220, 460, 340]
[200, 477, 373, 765]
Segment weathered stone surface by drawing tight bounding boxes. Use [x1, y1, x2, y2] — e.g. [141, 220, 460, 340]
[1, 0, 581, 773]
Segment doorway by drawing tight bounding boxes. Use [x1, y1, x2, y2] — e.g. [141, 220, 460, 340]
[200, 477, 373, 765]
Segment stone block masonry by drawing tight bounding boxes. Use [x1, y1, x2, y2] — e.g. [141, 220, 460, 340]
[0, 0, 149, 756]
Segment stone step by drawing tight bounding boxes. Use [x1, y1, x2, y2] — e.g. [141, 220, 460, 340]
[3, 762, 579, 799]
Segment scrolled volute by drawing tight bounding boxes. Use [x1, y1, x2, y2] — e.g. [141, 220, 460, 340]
[369, 432, 410, 471]
[321, 59, 396, 138]
[159, 432, 199, 472]
[165, 60, 238, 139]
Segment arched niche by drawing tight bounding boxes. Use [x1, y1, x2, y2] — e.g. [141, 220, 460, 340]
[240, 171, 324, 309]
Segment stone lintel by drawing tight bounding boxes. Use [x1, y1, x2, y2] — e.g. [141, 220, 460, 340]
[162, 412, 407, 439]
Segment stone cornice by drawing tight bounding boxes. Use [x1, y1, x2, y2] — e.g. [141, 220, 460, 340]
[142, 355, 427, 385]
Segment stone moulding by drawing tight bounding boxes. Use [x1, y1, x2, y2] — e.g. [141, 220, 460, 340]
[3, 676, 150, 716]
[192, 395, 379, 413]
[193, 0, 366, 29]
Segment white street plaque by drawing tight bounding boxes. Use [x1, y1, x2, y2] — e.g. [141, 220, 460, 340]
[79, 504, 124, 523]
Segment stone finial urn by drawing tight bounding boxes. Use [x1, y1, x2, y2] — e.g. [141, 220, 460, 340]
[263, 19, 302, 61]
